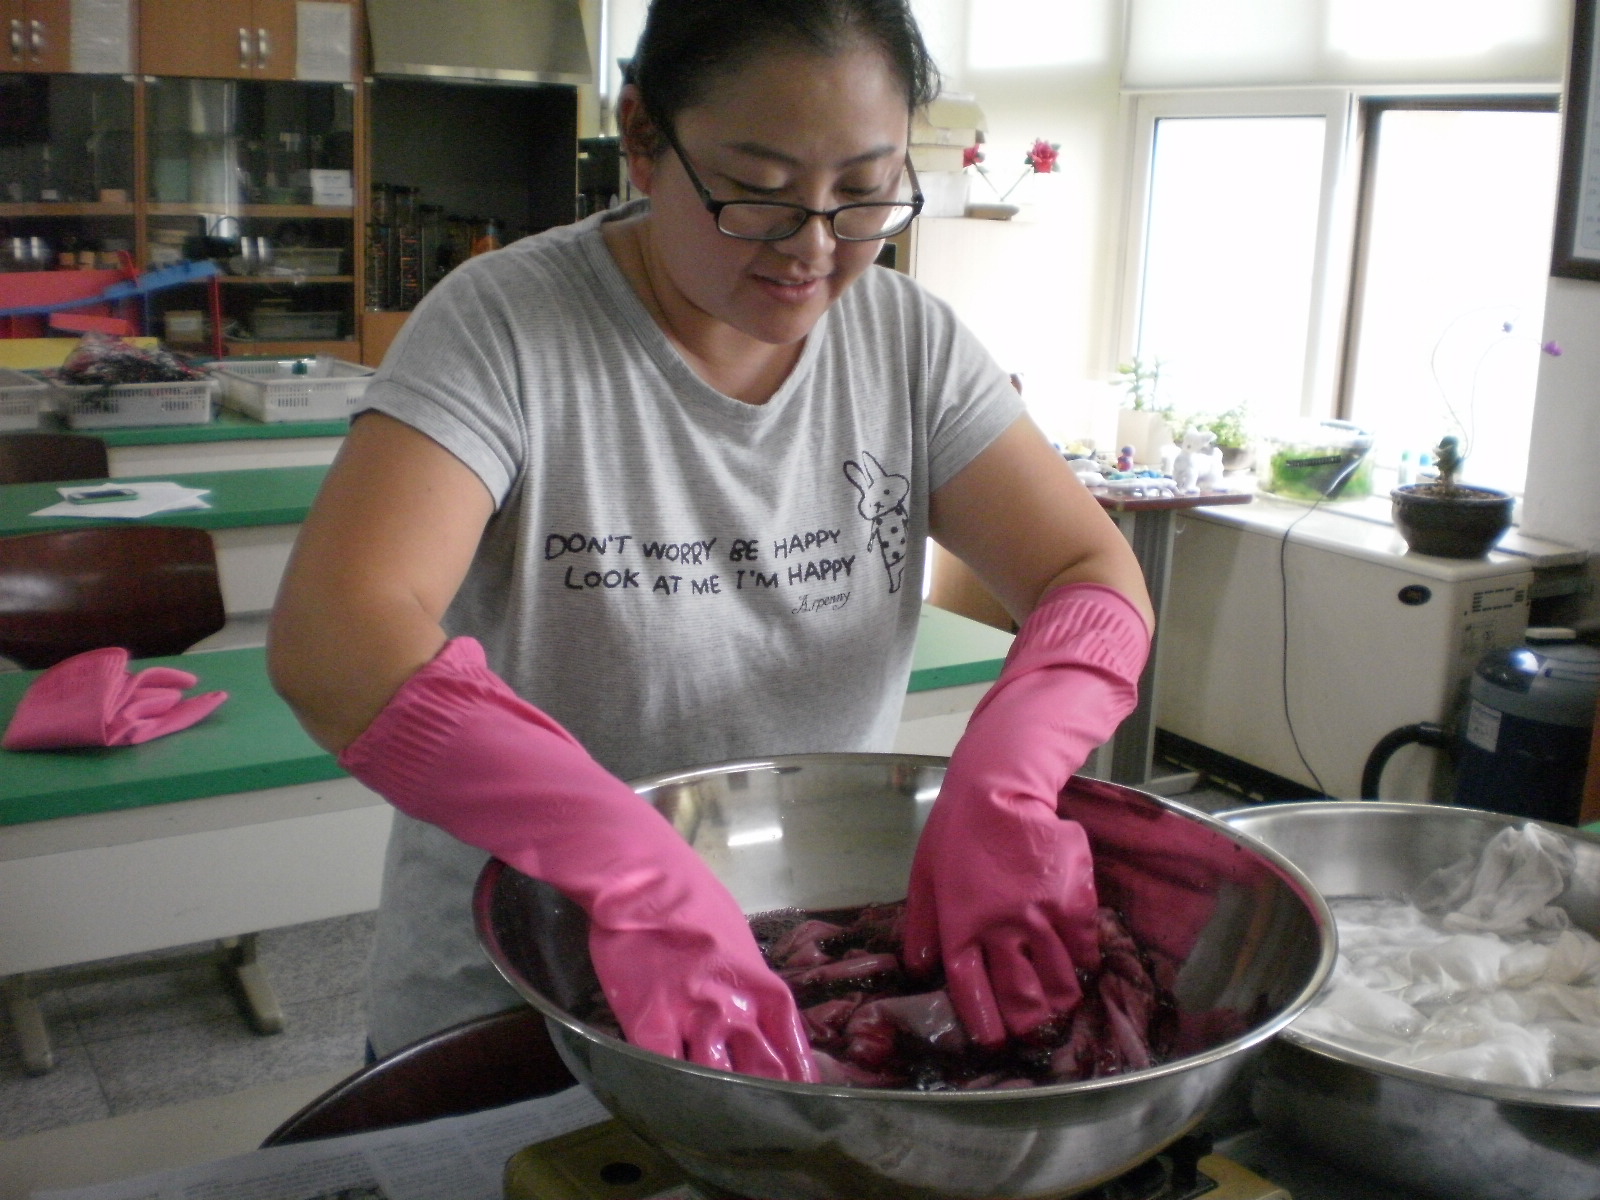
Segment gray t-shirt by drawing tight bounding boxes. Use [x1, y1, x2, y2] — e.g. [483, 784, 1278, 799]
[356, 203, 1022, 1054]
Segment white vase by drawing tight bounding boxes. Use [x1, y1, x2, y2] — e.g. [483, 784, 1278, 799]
[1116, 410, 1172, 468]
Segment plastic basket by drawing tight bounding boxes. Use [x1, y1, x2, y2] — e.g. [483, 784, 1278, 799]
[54, 378, 215, 429]
[0, 368, 49, 431]
[213, 357, 376, 422]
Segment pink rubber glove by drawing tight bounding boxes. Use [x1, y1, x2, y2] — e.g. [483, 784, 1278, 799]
[903, 583, 1150, 1047]
[339, 637, 818, 1083]
[3, 646, 228, 751]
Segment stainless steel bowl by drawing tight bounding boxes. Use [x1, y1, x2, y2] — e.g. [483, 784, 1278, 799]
[1219, 801, 1600, 1200]
[476, 755, 1335, 1199]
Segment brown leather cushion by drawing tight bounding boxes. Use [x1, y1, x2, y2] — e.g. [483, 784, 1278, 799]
[0, 525, 225, 669]
[262, 1006, 577, 1146]
[0, 432, 110, 485]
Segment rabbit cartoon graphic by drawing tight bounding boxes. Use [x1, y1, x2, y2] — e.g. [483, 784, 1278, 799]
[844, 451, 911, 593]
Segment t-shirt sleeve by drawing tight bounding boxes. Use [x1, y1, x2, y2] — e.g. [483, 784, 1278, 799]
[356, 256, 529, 507]
[890, 274, 1025, 492]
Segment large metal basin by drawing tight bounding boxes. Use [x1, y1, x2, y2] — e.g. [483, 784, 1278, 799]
[1220, 801, 1600, 1200]
[475, 754, 1334, 1199]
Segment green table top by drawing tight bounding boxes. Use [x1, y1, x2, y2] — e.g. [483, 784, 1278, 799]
[59, 408, 350, 446]
[0, 464, 326, 536]
[908, 604, 1012, 692]
[0, 647, 342, 826]
[0, 606, 1011, 826]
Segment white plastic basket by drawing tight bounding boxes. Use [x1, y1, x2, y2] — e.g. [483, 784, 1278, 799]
[54, 378, 215, 429]
[0, 368, 49, 431]
[212, 357, 376, 422]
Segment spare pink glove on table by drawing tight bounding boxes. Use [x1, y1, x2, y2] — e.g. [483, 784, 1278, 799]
[903, 582, 1151, 1047]
[3, 646, 228, 751]
[339, 637, 818, 1083]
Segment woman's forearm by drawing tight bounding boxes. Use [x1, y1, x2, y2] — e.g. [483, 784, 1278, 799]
[266, 413, 495, 754]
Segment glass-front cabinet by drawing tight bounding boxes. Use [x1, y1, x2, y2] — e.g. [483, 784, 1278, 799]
[143, 75, 356, 351]
[0, 71, 136, 267]
[1, 0, 360, 357]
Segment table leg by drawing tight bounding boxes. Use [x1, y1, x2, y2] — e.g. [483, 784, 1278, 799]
[1107, 508, 1177, 786]
[223, 933, 286, 1035]
[2, 974, 55, 1075]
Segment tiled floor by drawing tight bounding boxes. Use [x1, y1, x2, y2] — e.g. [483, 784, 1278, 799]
[0, 911, 374, 1141]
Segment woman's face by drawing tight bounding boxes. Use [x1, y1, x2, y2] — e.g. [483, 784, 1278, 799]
[631, 44, 912, 349]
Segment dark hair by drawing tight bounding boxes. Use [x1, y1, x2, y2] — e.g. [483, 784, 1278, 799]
[626, 0, 940, 146]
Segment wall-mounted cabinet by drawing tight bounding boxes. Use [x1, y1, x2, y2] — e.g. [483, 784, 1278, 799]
[6, 0, 134, 75]
[139, 0, 353, 83]
[4, 0, 73, 73]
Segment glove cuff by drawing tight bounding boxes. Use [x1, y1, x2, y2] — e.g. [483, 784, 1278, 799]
[339, 637, 580, 795]
[977, 582, 1150, 716]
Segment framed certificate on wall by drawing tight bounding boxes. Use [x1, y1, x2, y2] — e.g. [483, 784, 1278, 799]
[1554, 0, 1600, 279]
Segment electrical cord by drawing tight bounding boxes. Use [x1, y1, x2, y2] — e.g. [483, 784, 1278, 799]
[1275, 449, 1371, 798]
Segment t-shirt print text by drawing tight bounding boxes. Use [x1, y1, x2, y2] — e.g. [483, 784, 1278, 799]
[844, 450, 910, 594]
[543, 528, 856, 599]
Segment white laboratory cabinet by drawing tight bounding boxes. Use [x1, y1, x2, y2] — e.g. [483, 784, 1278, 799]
[1155, 499, 1581, 801]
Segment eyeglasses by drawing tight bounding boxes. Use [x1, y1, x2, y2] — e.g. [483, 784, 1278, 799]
[662, 125, 923, 243]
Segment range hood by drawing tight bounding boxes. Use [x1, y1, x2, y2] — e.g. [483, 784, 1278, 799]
[368, 0, 592, 86]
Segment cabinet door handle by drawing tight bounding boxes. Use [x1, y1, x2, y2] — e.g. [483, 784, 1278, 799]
[256, 27, 269, 69]
[9, 18, 23, 62]
[29, 17, 44, 61]
[239, 25, 251, 70]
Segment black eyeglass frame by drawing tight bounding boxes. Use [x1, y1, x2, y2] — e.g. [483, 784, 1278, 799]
[660, 123, 924, 243]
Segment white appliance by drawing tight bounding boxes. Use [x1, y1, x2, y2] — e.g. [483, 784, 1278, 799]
[1154, 499, 1576, 801]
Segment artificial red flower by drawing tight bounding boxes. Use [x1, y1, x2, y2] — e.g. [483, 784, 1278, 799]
[963, 144, 985, 170]
[1026, 139, 1061, 174]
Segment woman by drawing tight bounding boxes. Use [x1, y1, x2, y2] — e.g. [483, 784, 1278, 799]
[268, 0, 1153, 1081]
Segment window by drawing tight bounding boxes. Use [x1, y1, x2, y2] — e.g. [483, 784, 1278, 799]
[1124, 91, 1561, 495]
[1341, 101, 1561, 494]
[1136, 114, 1328, 430]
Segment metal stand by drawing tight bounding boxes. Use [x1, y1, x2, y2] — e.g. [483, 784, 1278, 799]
[3, 932, 284, 1076]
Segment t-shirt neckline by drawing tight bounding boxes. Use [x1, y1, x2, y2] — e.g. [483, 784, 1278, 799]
[578, 204, 827, 423]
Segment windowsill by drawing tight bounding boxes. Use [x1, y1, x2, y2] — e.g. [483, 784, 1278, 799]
[1198, 473, 1586, 569]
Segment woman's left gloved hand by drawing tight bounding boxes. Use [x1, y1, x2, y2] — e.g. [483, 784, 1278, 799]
[902, 583, 1150, 1047]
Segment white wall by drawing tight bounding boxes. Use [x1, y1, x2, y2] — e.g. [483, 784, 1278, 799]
[1524, 276, 1600, 618]
[917, 0, 1129, 448]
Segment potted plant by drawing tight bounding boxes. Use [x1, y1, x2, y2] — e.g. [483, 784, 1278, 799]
[1391, 435, 1514, 558]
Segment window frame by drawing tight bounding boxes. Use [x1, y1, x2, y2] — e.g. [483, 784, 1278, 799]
[1116, 86, 1562, 433]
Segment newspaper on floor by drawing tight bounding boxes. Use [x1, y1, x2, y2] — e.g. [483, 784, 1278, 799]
[32, 1085, 612, 1200]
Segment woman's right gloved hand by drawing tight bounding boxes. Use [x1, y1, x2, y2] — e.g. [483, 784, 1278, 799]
[338, 637, 818, 1083]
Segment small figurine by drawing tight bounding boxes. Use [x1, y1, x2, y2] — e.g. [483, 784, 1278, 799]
[1173, 428, 1222, 493]
[1116, 445, 1135, 472]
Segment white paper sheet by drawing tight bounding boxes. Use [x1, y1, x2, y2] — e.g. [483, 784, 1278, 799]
[32, 1086, 613, 1200]
[31, 483, 213, 520]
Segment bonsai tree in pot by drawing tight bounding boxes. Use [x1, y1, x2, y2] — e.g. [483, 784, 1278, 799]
[1391, 434, 1514, 558]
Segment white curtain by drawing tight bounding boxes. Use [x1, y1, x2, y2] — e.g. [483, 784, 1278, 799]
[1124, 0, 1571, 89]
